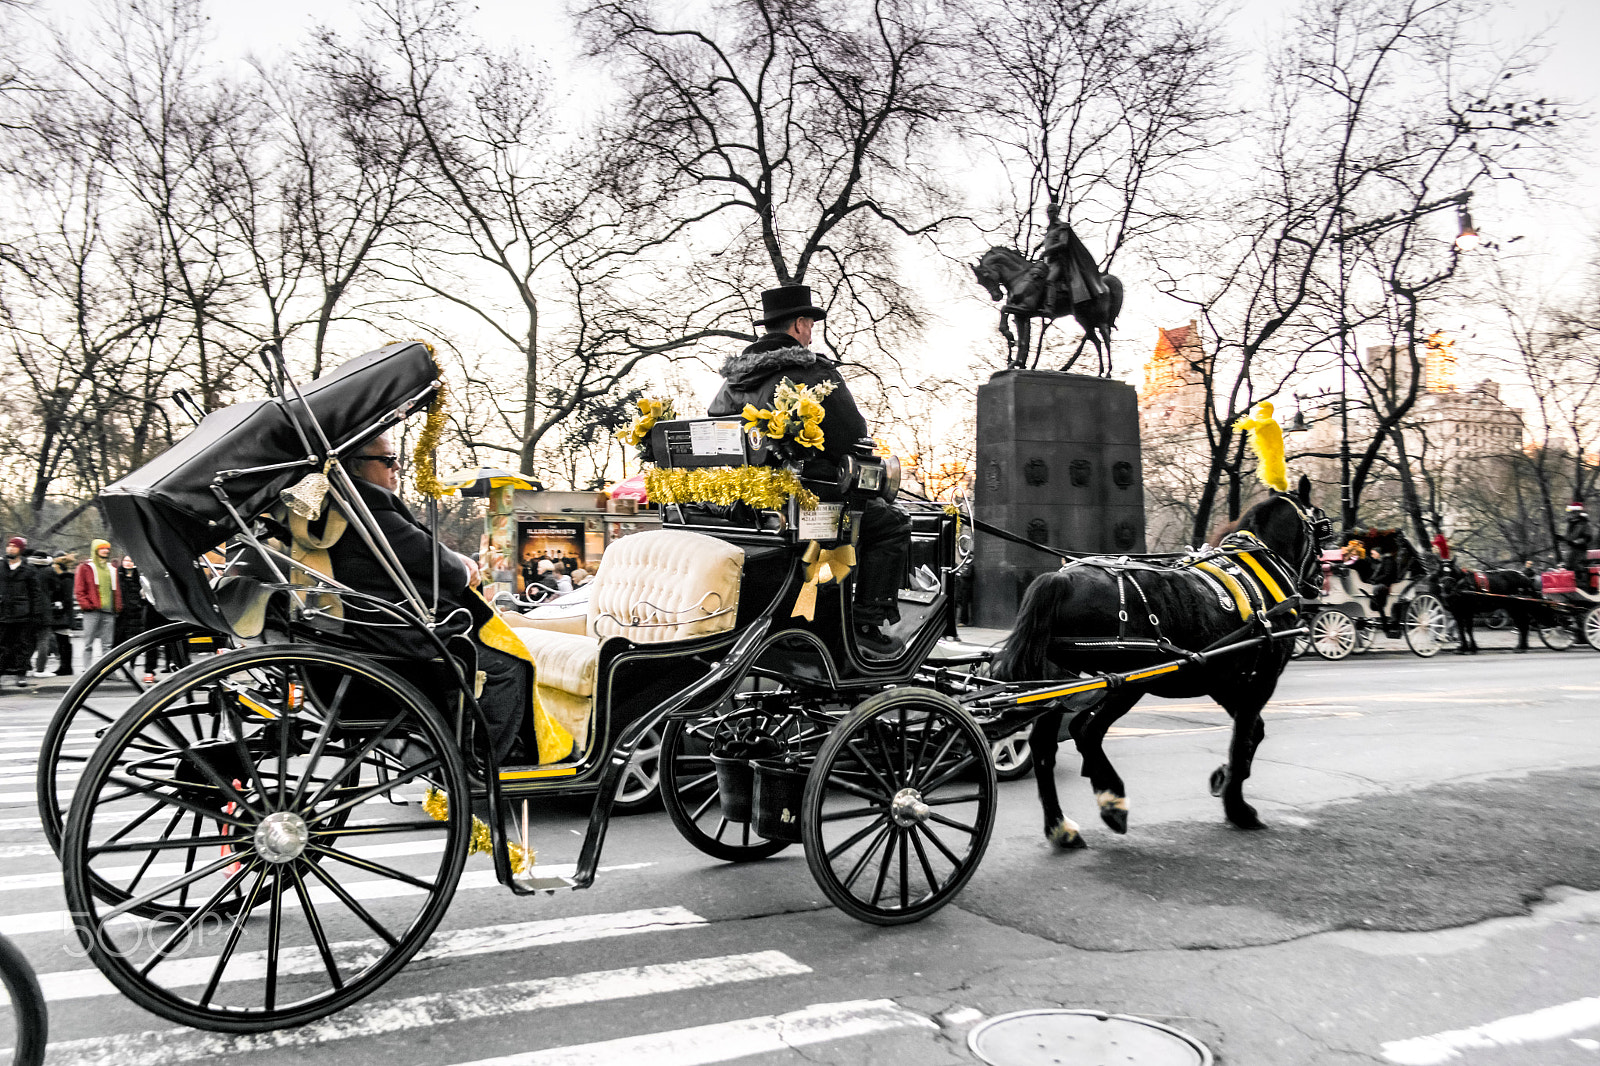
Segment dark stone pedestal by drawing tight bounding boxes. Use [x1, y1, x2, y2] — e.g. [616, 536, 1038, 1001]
[973, 370, 1146, 629]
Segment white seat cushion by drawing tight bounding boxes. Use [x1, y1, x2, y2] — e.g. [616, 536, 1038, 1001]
[588, 530, 744, 643]
[511, 627, 599, 698]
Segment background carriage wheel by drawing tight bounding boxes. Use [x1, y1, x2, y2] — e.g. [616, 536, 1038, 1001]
[1309, 609, 1358, 660]
[660, 707, 822, 862]
[611, 723, 665, 813]
[61, 645, 471, 1033]
[1584, 607, 1600, 651]
[1403, 594, 1451, 658]
[801, 687, 996, 926]
[0, 932, 47, 1066]
[1537, 615, 1578, 651]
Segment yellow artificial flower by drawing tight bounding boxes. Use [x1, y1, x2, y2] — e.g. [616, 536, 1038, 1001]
[796, 395, 825, 423]
[765, 411, 790, 439]
[795, 420, 826, 450]
[741, 405, 772, 435]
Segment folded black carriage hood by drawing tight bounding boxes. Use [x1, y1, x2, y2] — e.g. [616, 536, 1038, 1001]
[100, 341, 441, 632]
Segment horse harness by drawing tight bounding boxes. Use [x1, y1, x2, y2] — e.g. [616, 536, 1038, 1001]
[1050, 536, 1303, 667]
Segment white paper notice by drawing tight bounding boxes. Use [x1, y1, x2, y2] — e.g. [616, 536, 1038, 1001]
[690, 420, 745, 456]
[797, 503, 843, 539]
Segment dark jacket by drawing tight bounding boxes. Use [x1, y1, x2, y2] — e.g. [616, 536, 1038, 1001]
[707, 333, 872, 489]
[1369, 553, 1400, 586]
[325, 477, 480, 655]
[117, 566, 145, 615]
[46, 567, 75, 628]
[1565, 512, 1591, 551]
[0, 559, 46, 623]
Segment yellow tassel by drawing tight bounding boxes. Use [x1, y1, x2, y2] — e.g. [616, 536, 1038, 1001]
[645, 466, 819, 510]
[422, 787, 533, 872]
[411, 357, 451, 500]
[1232, 401, 1288, 492]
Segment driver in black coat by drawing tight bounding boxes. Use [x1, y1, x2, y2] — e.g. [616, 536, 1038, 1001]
[708, 285, 912, 658]
[1565, 500, 1592, 592]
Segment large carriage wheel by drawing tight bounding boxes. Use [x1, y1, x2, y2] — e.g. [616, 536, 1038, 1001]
[61, 645, 471, 1033]
[1584, 606, 1600, 651]
[1309, 609, 1358, 660]
[1402, 594, 1451, 658]
[801, 687, 996, 926]
[38, 623, 222, 860]
[1538, 614, 1578, 651]
[660, 705, 825, 862]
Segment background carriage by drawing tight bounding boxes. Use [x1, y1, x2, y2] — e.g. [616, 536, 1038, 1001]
[1299, 528, 1453, 658]
[1537, 550, 1600, 651]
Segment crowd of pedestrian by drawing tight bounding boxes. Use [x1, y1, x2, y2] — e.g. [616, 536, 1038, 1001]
[0, 534, 166, 691]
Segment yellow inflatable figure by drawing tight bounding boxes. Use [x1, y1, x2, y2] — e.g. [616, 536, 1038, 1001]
[1233, 401, 1288, 492]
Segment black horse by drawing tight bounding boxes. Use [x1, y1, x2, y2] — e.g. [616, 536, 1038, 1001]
[971, 246, 1123, 374]
[991, 479, 1327, 843]
[1436, 561, 1539, 653]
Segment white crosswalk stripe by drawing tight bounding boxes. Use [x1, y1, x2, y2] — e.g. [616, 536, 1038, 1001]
[447, 1000, 938, 1066]
[43, 951, 813, 1066]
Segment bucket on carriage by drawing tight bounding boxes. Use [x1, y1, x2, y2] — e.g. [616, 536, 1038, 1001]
[710, 754, 756, 821]
[750, 758, 808, 842]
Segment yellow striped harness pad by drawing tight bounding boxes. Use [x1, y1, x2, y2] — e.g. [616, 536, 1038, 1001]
[1237, 551, 1287, 604]
[1193, 560, 1254, 621]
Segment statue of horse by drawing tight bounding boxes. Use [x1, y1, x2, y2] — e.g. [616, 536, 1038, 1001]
[970, 245, 1123, 375]
[990, 477, 1329, 843]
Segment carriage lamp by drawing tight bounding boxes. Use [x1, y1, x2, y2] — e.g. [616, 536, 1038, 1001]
[1289, 409, 1308, 433]
[1453, 200, 1480, 252]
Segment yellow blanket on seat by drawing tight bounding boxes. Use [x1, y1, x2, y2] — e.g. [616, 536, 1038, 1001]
[475, 606, 575, 764]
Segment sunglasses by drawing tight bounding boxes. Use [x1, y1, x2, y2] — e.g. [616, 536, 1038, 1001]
[356, 454, 402, 469]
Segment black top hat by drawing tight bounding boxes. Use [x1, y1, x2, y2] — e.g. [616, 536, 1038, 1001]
[755, 284, 827, 329]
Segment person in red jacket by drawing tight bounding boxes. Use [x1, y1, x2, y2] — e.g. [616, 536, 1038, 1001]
[74, 539, 121, 664]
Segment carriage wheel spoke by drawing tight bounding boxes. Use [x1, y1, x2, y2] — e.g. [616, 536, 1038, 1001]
[823, 766, 891, 806]
[819, 804, 885, 823]
[868, 720, 903, 787]
[88, 799, 169, 850]
[843, 738, 898, 800]
[289, 865, 345, 991]
[826, 813, 889, 863]
[910, 727, 961, 790]
[292, 676, 351, 809]
[306, 758, 443, 826]
[908, 822, 940, 892]
[925, 810, 978, 835]
[121, 807, 188, 897]
[308, 845, 438, 892]
[101, 775, 255, 830]
[691, 789, 719, 822]
[90, 831, 243, 856]
[302, 711, 413, 810]
[139, 860, 260, 976]
[309, 820, 443, 838]
[100, 847, 256, 923]
[868, 828, 898, 906]
[198, 866, 271, 1008]
[303, 856, 402, 947]
[713, 817, 729, 842]
[840, 822, 893, 892]
[918, 751, 979, 795]
[915, 823, 965, 868]
[898, 831, 911, 908]
[923, 791, 984, 807]
[264, 868, 285, 1012]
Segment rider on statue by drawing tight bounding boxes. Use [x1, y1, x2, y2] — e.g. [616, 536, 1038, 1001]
[1039, 202, 1108, 315]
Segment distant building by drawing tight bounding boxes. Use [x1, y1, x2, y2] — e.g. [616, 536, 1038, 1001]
[1138, 320, 1207, 435]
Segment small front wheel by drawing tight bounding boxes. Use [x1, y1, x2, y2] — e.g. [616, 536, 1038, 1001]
[801, 687, 996, 926]
[1403, 594, 1451, 658]
[1539, 616, 1578, 651]
[1584, 606, 1600, 651]
[1309, 609, 1358, 660]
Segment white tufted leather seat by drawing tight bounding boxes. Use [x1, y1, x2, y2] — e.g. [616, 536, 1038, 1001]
[510, 530, 745, 754]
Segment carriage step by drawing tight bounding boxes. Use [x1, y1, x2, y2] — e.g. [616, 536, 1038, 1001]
[512, 871, 582, 894]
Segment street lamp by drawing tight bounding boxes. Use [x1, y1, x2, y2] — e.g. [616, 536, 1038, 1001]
[1327, 189, 1481, 531]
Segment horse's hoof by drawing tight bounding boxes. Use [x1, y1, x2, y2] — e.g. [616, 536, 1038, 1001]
[1226, 804, 1264, 830]
[1047, 818, 1087, 849]
[1096, 791, 1129, 834]
[1208, 766, 1227, 797]
[1514, 647, 1527, 654]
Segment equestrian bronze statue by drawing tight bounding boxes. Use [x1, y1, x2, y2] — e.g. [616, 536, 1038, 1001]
[970, 208, 1123, 374]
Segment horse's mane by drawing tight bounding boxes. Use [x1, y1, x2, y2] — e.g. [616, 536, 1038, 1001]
[1206, 517, 1242, 547]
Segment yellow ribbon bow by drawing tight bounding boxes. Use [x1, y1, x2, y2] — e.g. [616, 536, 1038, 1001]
[791, 540, 858, 621]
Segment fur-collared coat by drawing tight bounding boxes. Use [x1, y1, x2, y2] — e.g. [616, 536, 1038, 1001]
[708, 333, 871, 487]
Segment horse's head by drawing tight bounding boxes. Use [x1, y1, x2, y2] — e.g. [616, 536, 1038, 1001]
[1235, 476, 1330, 599]
[970, 259, 1004, 302]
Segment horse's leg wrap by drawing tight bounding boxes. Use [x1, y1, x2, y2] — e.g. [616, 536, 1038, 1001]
[1048, 815, 1087, 850]
[1096, 789, 1129, 834]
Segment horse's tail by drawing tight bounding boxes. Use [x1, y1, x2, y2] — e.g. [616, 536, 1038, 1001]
[990, 571, 1067, 683]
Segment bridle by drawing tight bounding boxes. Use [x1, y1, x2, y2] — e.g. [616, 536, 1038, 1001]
[1264, 493, 1332, 599]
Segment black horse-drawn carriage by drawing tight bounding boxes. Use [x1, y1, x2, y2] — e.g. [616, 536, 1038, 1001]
[43, 341, 1325, 1034]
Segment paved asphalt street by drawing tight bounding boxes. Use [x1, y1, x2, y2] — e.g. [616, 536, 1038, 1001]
[0, 639, 1595, 1065]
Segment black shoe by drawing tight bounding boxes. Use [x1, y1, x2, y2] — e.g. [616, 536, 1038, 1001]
[854, 624, 905, 659]
[10, 678, 28, 689]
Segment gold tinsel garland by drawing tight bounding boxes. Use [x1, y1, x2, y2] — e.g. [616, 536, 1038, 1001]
[423, 787, 533, 873]
[411, 362, 451, 499]
[645, 466, 819, 511]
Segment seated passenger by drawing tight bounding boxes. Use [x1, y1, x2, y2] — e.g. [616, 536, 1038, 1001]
[708, 284, 912, 658]
[328, 433, 531, 764]
[1368, 546, 1399, 625]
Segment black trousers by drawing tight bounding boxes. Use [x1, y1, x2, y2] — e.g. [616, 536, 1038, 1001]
[853, 499, 912, 627]
[475, 641, 532, 764]
[0, 623, 36, 677]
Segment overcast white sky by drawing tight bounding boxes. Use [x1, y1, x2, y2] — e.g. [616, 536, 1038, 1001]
[24, 0, 1600, 402]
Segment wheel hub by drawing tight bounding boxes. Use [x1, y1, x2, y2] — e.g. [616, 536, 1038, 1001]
[890, 787, 930, 827]
[253, 810, 309, 864]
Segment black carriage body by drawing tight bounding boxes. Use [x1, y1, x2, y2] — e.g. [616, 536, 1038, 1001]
[100, 342, 442, 634]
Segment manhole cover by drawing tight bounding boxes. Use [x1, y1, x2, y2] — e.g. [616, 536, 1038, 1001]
[967, 1010, 1212, 1066]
